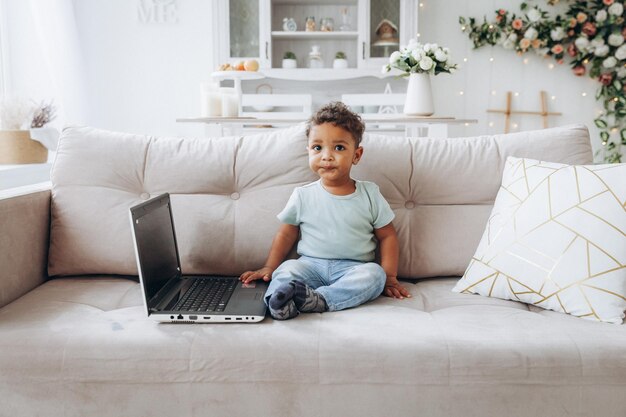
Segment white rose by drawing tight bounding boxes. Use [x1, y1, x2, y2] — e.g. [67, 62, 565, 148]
[616, 44, 626, 60]
[411, 48, 424, 60]
[550, 27, 565, 41]
[608, 33, 625, 47]
[503, 40, 516, 49]
[419, 56, 434, 71]
[609, 2, 623, 16]
[575, 37, 590, 51]
[423, 43, 433, 52]
[591, 37, 605, 48]
[524, 27, 538, 40]
[536, 47, 549, 57]
[434, 49, 448, 62]
[527, 8, 541, 22]
[596, 9, 607, 22]
[603, 56, 617, 68]
[389, 51, 402, 64]
[595, 44, 610, 57]
[617, 66, 626, 79]
[508, 33, 518, 42]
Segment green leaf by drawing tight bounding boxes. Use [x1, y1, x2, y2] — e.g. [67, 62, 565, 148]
[613, 80, 623, 91]
[600, 131, 610, 141]
[521, 3, 528, 10]
[459, 16, 466, 25]
[595, 118, 608, 128]
[621, 129, 626, 142]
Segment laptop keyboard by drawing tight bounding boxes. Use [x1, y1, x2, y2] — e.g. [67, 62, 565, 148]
[173, 278, 237, 312]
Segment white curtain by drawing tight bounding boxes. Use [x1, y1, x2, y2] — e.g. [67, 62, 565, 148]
[27, 0, 88, 125]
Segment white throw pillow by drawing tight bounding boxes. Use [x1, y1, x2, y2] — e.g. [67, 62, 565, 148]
[453, 157, 626, 324]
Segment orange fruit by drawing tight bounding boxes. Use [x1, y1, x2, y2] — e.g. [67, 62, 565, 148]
[244, 59, 259, 71]
[235, 61, 245, 71]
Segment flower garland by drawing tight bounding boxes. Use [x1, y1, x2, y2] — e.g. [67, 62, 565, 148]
[460, 0, 626, 163]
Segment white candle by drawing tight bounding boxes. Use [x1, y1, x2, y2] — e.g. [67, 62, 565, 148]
[220, 87, 239, 117]
[201, 83, 222, 117]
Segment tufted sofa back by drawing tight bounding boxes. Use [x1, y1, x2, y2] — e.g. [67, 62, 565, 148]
[48, 124, 592, 278]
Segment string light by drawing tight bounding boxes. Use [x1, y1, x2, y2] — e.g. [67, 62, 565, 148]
[461, 26, 466, 31]
[416, 33, 421, 38]
[420, 2, 424, 7]
[514, 92, 520, 97]
[512, 123, 519, 129]
[464, 123, 470, 126]
[491, 90, 497, 95]
[459, 91, 465, 95]
[523, 58, 529, 64]
[488, 121, 494, 127]
[551, 95, 556, 100]
[548, 63, 554, 69]
[613, 97, 619, 102]
[463, 57, 468, 62]
[611, 128, 618, 133]
[582, 92, 587, 97]
[489, 57, 494, 62]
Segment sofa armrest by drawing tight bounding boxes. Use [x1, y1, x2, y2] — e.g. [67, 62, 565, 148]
[0, 183, 51, 309]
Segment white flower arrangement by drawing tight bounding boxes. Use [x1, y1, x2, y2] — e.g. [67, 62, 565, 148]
[382, 39, 457, 76]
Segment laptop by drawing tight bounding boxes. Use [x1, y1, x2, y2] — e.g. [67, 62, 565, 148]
[129, 193, 268, 323]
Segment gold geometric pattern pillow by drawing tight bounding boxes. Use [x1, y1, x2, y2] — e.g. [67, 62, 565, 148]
[453, 157, 626, 324]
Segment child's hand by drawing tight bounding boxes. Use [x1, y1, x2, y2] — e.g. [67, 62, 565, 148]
[384, 277, 411, 299]
[239, 266, 274, 284]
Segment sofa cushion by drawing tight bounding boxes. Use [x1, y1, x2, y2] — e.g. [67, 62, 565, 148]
[453, 157, 626, 323]
[1, 277, 625, 416]
[48, 124, 592, 278]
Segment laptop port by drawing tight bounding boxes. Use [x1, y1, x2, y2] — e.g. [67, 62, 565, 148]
[236, 318, 242, 321]
[225, 317, 232, 320]
[177, 314, 184, 320]
[203, 317, 211, 320]
[189, 315, 198, 320]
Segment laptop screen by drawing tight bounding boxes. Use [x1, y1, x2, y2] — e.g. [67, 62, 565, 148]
[131, 195, 180, 305]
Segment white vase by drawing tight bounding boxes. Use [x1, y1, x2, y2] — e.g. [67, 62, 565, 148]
[404, 72, 434, 116]
[282, 59, 297, 69]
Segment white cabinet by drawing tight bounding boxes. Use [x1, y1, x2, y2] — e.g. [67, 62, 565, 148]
[212, 0, 418, 77]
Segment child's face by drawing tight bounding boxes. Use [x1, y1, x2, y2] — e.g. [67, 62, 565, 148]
[307, 123, 363, 186]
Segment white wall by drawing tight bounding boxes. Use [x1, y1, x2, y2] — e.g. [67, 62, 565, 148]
[421, 0, 602, 157]
[3, 0, 604, 155]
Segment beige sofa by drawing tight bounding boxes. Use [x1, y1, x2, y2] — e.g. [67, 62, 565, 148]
[1, 124, 625, 417]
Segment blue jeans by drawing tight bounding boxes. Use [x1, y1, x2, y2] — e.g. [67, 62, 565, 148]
[265, 256, 387, 312]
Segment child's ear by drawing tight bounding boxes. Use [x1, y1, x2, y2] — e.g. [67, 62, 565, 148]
[353, 146, 364, 164]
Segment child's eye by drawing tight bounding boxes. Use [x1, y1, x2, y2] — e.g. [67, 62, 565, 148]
[312, 145, 322, 151]
[335, 145, 345, 151]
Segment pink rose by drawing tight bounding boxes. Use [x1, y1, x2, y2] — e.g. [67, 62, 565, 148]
[599, 73, 613, 86]
[573, 65, 586, 76]
[520, 38, 531, 50]
[557, 59, 564, 64]
[603, 0, 614, 5]
[551, 44, 564, 54]
[582, 22, 597, 36]
[569, 18, 577, 28]
[568, 43, 578, 57]
[498, 9, 506, 15]
[512, 19, 523, 30]
[622, 27, 626, 38]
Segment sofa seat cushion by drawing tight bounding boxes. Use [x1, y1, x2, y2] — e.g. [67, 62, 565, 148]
[1, 277, 625, 388]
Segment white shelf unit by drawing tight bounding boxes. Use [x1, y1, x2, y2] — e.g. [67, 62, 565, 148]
[213, 0, 419, 79]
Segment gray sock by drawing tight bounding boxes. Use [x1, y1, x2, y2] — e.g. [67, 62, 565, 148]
[268, 283, 299, 320]
[291, 280, 328, 313]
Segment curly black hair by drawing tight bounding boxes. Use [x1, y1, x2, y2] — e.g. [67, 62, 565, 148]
[306, 101, 365, 147]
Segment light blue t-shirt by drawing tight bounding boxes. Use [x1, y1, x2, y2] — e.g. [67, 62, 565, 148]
[277, 179, 395, 262]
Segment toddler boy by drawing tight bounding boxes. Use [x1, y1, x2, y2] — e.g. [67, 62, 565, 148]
[240, 102, 410, 320]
